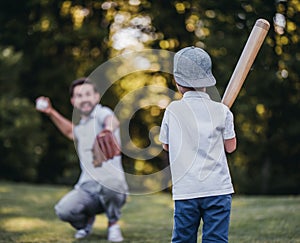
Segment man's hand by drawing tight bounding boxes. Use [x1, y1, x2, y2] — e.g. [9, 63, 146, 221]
[35, 96, 74, 140]
[35, 96, 53, 115]
[92, 138, 106, 167]
[96, 129, 121, 161]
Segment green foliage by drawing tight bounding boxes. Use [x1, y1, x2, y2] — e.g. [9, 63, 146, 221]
[0, 96, 47, 181]
[0, 0, 109, 184]
[0, 0, 299, 194]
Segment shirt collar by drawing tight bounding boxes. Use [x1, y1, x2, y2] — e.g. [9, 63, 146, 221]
[79, 104, 101, 124]
[182, 91, 211, 100]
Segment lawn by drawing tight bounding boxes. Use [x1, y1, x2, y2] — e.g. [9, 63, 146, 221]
[0, 182, 299, 243]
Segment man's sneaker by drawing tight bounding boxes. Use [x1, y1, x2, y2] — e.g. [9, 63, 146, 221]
[108, 224, 124, 242]
[75, 229, 90, 239]
[74, 216, 95, 239]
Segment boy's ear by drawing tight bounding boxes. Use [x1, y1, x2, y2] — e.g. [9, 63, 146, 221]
[70, 97, 75, 106]
[176, 84, 183, 94]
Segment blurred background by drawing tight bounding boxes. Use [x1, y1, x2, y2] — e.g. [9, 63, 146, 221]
[0, 0, 299, 195]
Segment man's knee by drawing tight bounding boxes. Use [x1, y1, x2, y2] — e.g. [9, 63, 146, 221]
[54, 203, 69, 221]
[54, 201, 85, 222]
[102, 188, 126, 206]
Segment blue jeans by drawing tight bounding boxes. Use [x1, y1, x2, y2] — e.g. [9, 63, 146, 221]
[172, 194, 232, 243]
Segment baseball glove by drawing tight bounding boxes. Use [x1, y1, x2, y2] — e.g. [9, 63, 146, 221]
[92, 138, 106, 167]
[96, 129, 121, 161]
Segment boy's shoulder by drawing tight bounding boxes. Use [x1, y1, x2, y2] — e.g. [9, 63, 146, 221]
[168, 97, 228, 108]
[165, 99, 183, 111]
[208, 100, 232, 116]
[167, 99, 232, 121]
[212, 99, 230, 110]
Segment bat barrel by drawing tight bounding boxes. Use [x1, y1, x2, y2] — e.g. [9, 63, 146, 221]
[221, 19, 270, 108]
[255, 18, 271, 31]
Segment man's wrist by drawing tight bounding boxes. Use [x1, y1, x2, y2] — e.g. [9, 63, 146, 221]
[47, 107, 56, 117]
[104, 126, 113, 132]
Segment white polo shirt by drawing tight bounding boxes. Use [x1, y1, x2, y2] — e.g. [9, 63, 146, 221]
[159, 91, 235, 200]
[74, 104, 128, 194]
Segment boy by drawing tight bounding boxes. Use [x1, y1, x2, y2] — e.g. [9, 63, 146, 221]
[159, 46, 236, 243]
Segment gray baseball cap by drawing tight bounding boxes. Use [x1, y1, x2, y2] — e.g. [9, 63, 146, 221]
[173, 46, 216, 88]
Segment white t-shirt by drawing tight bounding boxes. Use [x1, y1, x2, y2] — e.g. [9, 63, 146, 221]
[74, 104, 128, 194]
[159, 91, 235, 200]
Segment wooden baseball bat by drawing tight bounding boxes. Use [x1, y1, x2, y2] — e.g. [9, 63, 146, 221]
[221, 18, 270, 108]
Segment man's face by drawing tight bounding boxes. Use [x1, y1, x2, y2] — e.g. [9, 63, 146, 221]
[71, 83, 100, 116]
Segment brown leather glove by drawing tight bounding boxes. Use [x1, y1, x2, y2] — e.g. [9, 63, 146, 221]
[92, 138, 106, 167]
[96, 129, 121, 161]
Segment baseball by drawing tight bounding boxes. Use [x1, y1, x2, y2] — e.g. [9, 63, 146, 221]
[36, 99, 49, 110]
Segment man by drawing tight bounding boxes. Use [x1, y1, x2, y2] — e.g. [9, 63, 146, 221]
[36, 77, 128, 242]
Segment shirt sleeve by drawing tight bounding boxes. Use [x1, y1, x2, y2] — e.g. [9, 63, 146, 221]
[223, 108, 236, 140]
[159, 109, 169, 145]
[95, 105, 113, 127]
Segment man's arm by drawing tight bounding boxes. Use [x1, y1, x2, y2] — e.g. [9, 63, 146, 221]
[103, 114, 120, 132]
[48, 109, 74, 140]
[36, 97, 74, 140]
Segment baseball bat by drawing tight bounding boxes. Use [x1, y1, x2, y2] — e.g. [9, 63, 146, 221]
[221, 18, 270, 108]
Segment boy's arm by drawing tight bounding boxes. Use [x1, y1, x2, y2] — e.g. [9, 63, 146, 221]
[36, 97, 74, 140]
[224, 137, 236, 153]
[223, 107, 236, 153]
[162, 144, 169, 151]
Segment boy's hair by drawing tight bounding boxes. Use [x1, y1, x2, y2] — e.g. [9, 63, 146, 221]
[176, 83, 195, 91]
[69, 77, 98, 97]
[176, 82, 206, 92]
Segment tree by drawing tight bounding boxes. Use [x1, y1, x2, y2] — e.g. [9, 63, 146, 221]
[0, 0, 299, 194]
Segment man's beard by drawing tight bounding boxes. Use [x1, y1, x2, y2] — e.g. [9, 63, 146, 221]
[78, 101, 96, 116]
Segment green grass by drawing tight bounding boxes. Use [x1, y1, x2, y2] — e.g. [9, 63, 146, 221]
[0, 182, 299, 243]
